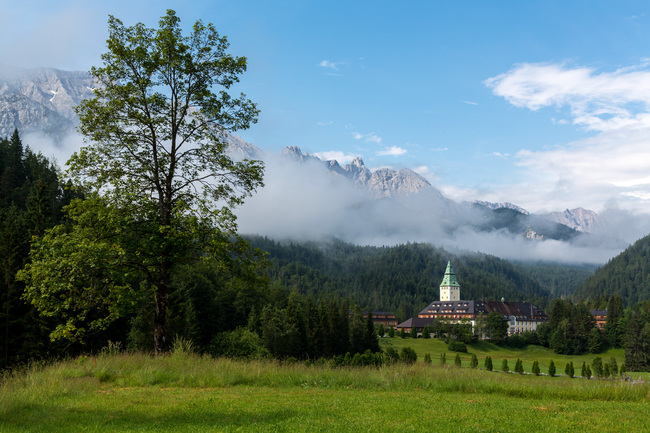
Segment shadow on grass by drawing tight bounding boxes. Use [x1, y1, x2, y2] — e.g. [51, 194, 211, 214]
[2, 401, 297, 432]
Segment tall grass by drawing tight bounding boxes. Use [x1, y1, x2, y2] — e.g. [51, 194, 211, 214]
[2, 351, 648, 411]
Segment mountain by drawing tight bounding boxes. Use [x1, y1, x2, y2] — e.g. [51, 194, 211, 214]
[282, 145, 438, 198]
[573, 233, 650, 306]
[544, 208, 607, 234]
[0, 65, 94, 141]
[474, 201, 530, 215]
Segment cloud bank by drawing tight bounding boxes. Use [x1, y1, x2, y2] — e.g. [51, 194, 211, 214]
[484, 61, 650, 217]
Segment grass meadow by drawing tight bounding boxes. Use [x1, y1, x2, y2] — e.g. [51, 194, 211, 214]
[1, 341, 649, 432]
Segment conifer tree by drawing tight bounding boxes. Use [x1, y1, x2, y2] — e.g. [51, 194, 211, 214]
[548, 359, 556, 377]
[470, 353, 478, 369]
[485, 356, 493, 371]
[532, 360, 540, 376]
[455, 353, 461, 368]
[501, 359, 509, 373]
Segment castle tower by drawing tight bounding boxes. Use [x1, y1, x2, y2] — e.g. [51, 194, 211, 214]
[440, 261, 460, 301]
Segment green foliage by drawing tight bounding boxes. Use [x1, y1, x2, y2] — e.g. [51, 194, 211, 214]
[388, 326, 395, 338]
[548, 359, 556, 377]
[399, 347, 417, 365]
[501, 359, 509, 373]
[424, 353, 432, 364]
[592, 357, 603, 378]
[409, 325, 418, 339]
[248, 237, 556, 321]
[624, 301, 650, 371]
[208, 327, 270, 359]
[584, 364, 592, 379]
[546, 299, 596, 355]
[575, 235, 650, 306]
[440, 352, 446, 366]
[447, 339, 467, 353]
[565, 362, 574, 378]
[532, 360, 540, 376]
[484, 356, 493, 371]
[421, 324, 431, 339]
[470, 353, 478, 369]
[23, 10, 265, 353]
[485, 312, 509, 342]
[515, 358, 524, 374]
[454, 353, 461, 368]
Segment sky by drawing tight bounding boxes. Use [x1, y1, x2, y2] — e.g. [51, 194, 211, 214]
[3, 0, 650, 219]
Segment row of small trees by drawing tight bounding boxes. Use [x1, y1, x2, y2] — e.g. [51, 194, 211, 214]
[427, 353, 626, 379]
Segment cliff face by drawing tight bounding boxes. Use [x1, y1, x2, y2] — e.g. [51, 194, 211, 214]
[0, 65, 94, 140]
[544, 208, 606, 234]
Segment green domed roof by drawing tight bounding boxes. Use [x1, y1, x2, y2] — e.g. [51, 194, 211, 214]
[440, 261, 459, 287]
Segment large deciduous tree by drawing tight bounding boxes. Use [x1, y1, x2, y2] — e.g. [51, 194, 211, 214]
[19, 10, 264, 353]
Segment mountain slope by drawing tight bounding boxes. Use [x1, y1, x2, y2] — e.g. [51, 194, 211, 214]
[573, 233, 650, 306]
[0, 65, 94, 140]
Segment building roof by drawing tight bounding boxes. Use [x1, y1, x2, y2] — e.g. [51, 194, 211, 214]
[590, 309, 607, 317]
[440, 261, 460, 287]
[419, 299, 548, 320]
[396, 317, 435, 329]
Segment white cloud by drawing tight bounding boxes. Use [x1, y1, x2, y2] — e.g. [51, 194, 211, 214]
[312, 150, 358, 164]
[491, 152, 510, 159]
[377, 146, 407, 156]
[318, 60, 342, 70]
[482, 60, 650, 224]
[352, 131, 382, 143]
[485, 62, 650, 132]
[462, 100, 478, 106]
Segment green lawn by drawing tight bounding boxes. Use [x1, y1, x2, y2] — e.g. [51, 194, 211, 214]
[1, 350, 648, 432]
[381, 337, 643, 378]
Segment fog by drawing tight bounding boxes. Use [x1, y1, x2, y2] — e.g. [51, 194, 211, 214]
[236, 153, 640, 265]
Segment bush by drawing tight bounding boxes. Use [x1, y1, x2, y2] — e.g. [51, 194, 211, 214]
[208, 328, 270, 360]
[470, 353, 478, 369]
[385, 347, 400, 364]
[440, 353, 446, 366]
[501, 359, 509, 373]
[423, 353, 432, 364]
[447, 340, 467, 353]
[592, 357, 603, 378]
[400, 347, 417, 364]
[484, 356, 493, 371]
[514, 358, 523, 374]
[532, 360, 540, 376]
[548, 360, 556, 377]
[565, 362, 574, 378]
[454, 354, 462, 368]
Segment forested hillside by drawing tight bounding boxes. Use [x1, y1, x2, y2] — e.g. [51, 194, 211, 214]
[0, 130, 81, 368]
[248, 237, 574, 321]
[574, 234, 650, 306]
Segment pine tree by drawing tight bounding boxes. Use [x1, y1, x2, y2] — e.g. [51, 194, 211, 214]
[548, 359, 556, 377]
[515, 358, 524, 374]
[532, 360, 540, 376]
[424, 353, 432, 364]
[440, 352, 446, 366]
[454, 353, 461, 368]
[470, 353, 478, 369]
[584, 364, 592, 379]
[501, 359, 509, 373]
[485, 356, 493, 371]
[388, 326, 395, 338]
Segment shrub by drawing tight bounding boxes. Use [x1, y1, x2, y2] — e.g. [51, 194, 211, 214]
[514, 358, 523, 374]
[388, 326, 395, 338]
[208, 328, 270, 360]
[532, 360, 540, 376]
[592, 357, 603, 378]
[400, 347, 417, 364]
[385, 347, 400, 364]
[454, 354, 462, 368]
[470, 353, 478, 369]
[485, 356, 493, 371]
[548, 360, 556, 377]
[584, 364, 592, 379]
[447, 340, 467, 353]
[440, 353, 446, 366]
[608, 357, 618, 377]
[410, 326, 418, 339]
[565, 362, 574, 378]
[424, 353, 432, 364]
[501, 359, 509, 373]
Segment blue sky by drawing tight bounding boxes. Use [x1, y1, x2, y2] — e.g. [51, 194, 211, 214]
[3, 0, 650, 216]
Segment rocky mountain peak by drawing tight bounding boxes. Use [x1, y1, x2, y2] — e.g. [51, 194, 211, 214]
[545, 207, 606, 234]
[0, 65, 94, 141]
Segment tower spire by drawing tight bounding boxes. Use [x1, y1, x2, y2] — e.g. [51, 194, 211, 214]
[440, 261, 460, 301]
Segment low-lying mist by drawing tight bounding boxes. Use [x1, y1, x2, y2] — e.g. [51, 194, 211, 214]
[235, 154, 637, 265]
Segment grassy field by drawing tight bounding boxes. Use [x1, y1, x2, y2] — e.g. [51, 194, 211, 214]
[381, 337, 647, 378]
[1, 346, 649, 432]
